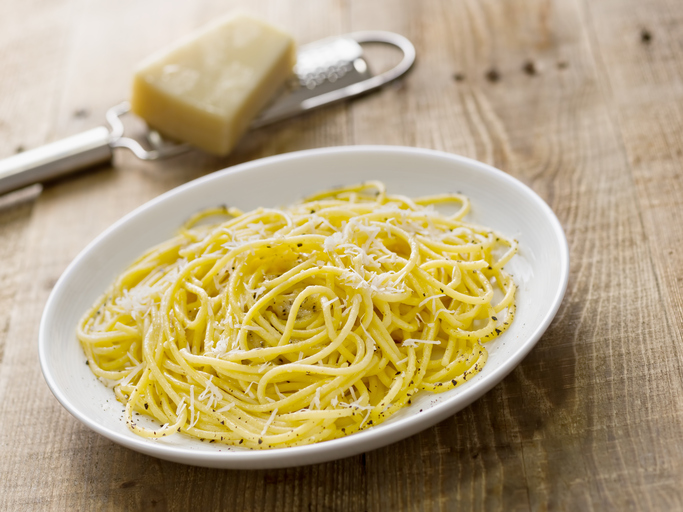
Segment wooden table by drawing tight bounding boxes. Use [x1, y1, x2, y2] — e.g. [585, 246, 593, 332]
[2, 0, 682, 509]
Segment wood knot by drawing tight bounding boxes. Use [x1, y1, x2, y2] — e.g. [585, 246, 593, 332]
[523, 60, 538, 76]
[485, 68, 501, 83]
[640, 29, 652, 44]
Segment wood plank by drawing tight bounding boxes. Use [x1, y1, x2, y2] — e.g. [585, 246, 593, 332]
[579, 0, 683, 506]
[349, 0, 682, 510]
[0, 0, 77, 402]
[582, 0, 683, 365]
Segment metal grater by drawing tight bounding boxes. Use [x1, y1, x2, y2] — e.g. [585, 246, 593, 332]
[0, 31, 415, 195]
[252, 36, 373, 128]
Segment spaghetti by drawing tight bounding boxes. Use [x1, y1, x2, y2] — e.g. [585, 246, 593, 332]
[78, 181, 517, 448]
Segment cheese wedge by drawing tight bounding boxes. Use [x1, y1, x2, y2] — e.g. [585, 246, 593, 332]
[131, 15, 296, 156]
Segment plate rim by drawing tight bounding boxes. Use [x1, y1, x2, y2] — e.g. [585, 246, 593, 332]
[39, 145, 570, 468]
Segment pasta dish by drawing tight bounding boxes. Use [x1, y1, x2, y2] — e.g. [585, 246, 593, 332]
[78, 181, 517, 448]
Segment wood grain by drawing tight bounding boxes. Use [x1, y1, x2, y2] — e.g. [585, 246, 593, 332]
[1, 0, 682, 510]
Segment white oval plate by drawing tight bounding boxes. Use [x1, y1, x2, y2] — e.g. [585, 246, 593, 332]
[40, 146, 569, 469]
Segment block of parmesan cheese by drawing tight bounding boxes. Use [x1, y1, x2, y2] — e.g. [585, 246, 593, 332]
[131, 15, 296, 156]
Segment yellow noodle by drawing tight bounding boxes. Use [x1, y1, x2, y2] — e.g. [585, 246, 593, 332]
[77, 181, 517, 449]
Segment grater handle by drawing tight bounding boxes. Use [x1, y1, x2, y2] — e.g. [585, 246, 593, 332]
[0, 127, 112, 195]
